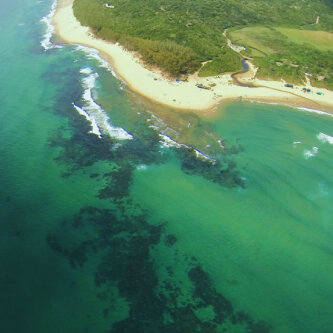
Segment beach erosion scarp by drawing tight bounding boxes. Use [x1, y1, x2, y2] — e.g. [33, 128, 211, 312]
[53, 0, 333, 113]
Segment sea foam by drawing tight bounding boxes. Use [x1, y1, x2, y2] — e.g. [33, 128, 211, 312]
[159, 134, 215, 164]
[40, 0, 62, 50]
[80, 67, 93, 75]
[72, 103, 102, 138]
[303, 147, 319, 159]
[317, 132, 333, 144]
[251, 101, 333, 118]
[159, 134, 184, 149]
[297, 107, 333, 118]
[74, 70, 132, 140]
[75, 45, 119, 79]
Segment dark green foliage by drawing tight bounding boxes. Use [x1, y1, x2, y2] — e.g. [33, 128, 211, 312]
[121, 37, 201, 75]
[73, 0, 333, 83]
[252, 37, 333, 88]
[199, 47, 243, 77]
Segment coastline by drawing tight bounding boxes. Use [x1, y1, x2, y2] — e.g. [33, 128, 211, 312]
[53, 0, 333, 113]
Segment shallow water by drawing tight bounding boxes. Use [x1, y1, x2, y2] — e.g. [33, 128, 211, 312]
[0, 1, 332, 333]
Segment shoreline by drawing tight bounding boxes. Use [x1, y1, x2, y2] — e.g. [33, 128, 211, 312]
[53, 0, 333, 114]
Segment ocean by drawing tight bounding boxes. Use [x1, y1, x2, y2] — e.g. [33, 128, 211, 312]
[0, 1, 332, 332]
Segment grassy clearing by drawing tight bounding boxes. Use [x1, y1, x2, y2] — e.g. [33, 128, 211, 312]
[228, 26, 333, 89]
[229, 27, 279, 57]
[275, 28, 333, 52]
[73, 0, 333, 86]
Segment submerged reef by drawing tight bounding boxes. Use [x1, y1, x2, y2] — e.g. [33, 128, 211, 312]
[47, 205, 272, 333]
[45, 59, 269, 332]
[176, 145, 245, 188]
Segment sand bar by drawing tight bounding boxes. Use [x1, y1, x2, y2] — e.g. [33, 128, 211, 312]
[53, 0, 333, 113]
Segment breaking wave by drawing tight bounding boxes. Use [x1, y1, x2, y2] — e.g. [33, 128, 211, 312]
[75, 45, 119, 79]
[72, 103, 102, 138]
[159, 134, 216, 164]
[73, 69, 133, 140]
[40, 0, 62, 50]
[297, 107, 333, 118]
[317, 132, 333, 144]
[303, 147, 319, 159]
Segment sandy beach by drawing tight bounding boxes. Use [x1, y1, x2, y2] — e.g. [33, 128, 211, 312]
[53, 0, 333, 113]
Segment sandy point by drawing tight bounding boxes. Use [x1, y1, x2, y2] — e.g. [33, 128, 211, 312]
[53, 0, 333, 114]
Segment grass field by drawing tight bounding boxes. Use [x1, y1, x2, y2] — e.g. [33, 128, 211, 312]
[73, 0, 333, 88]
[275, 28, 333, 52]
[229, 27, 280, 57]
[227, 26, 333, 88]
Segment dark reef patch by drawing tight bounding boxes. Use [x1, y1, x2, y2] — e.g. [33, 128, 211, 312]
[46, 63, 247, 205]
[42, 51, 268, 332]
[188, 265, 272, 333]
[176, 145, 245, 188]
[47, 206, 272, 333]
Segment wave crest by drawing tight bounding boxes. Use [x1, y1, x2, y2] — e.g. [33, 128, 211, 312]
[40, 0, 62, 50]
[317, 132, 333, 144]
[73, 69, 132, 140]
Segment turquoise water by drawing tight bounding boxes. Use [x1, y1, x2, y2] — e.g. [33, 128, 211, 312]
[0, 1, 332, 332]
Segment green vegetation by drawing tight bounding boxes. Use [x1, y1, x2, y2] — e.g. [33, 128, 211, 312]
[198, 47, 243, 77]
[73, 0, 333, 88]
[229, 27, 278, 57]
[275, 28, 333, 52]
[229, 26, 333, 88]
[120, 38, 201, 76]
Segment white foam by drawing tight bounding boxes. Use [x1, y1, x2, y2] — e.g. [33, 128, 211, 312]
[159, 134, 184, 149]
[317, 132, 333, 144]
[75, 45, 119, 79]
[80, 67, 93, 75]
[148, 125, 159, 130]
[72, 103, 102, 138]
[194, 149, 216, 164]
[40, 0, 62, 50]
[77, 71, 132, 140]
[218, 139, 225, 148]
[303, 146, 319, 159]
[250, 100, 333, 118]
[159, 134, 215, 164]
[136, 164, 148, 171]
[297, 107, 333, 118]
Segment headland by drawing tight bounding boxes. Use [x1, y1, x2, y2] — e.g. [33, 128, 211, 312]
[53, 0, 333, 113]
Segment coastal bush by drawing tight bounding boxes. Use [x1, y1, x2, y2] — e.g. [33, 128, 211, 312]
[198, 47, 243, 77]
[119, 38, 201, 75]
[73, 0, 333, 85]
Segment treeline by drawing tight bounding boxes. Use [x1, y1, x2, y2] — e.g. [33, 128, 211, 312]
[94, 27, 201, 75]
[121, 36, 201, 75]
[234, 27, 333, 89]
[198, 47, 243, 77]
[73, 0, 333, 80]
[255, 50, 333, 89]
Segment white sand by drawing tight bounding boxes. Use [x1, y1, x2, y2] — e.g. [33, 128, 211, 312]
[53, 0, 333, 113]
